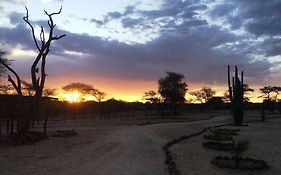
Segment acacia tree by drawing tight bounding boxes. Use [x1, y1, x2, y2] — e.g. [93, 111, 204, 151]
[190, 87, 216, 103]
[62, 82, 106, 102]
[243, 84, 254, 102]
[259, 86, 273, 101]
[142, 90, 160, 104]
[0, 84, 14, 94]
[0, 50, 10, 78]
[43, 88, 56, 97]
[271, 86, 281, 101]
[222, 91, 231, 103]
[158, 72, 188, 115]
[92, 89, 107, 103]
[0, 7, 65, 134]
[62, 82, 93, 102]
[22, 80, 35, 96]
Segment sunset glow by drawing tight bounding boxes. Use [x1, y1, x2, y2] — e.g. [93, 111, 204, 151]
[0, 0, 280, 103]
[63, 91, 82, 103]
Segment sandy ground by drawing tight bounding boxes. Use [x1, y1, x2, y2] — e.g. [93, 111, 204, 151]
[0, 112, 280, 175]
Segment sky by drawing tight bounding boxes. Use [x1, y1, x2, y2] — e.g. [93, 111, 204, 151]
[0, 0, 280, 101]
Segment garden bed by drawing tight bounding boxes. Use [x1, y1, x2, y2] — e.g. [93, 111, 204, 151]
[203, 141, 234, 151]
[7, 131, 47, 145]
[52, 129, 78, 138]
[211, 156, 269, 170]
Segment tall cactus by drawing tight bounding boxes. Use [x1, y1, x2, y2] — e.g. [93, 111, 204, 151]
[228, 65, 244, 126]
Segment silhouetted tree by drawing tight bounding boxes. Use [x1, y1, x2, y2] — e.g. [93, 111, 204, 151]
[142, 90, 160, 104]
[0, 50, 22, 95]
[0, 84, 14, 94]
[271, 86, 281, 101]
[92, 89, 107, 103]
[259, 86, 273, 101]
[0, 7, 65, 134]
[259, 86, 281, 113]
[243, 84, 254, 102]
[43, 88, 56, 97]
[0, 50, 10, 78]
[22, 80, 35, 96]
[158, 72, 187, 115]
[62, 82, 93, 102]
[190, 87, 216, 103]
[62, 82, 106, 102]
[222, 91, 231, 103]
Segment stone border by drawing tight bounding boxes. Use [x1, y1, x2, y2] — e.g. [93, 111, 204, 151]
[162, 123, 229, 175]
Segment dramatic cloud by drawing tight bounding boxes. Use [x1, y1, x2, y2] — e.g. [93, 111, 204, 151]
[0, 0, 280, 93]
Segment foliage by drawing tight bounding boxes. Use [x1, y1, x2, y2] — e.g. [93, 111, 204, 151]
[243, 84, 254, 102]
[259, 86, 272, 100]
[190, 87, 216, 103]
[208, 129, 233, 141]
[222, 91, 231, 103]
[0, 84, 14, 94]
[0, 50, 10, 78]
[142, 90, 160, 104]
[22, 80, 35, 96]
[62, 82, 106, 102]
[62, 82, 93, 94]
[259, 86, 281, 102]
[43, 88, 56, 97]
[158, 72, 187, 104]
[234, 140, 250, 156]
[92, 89, 107, 102]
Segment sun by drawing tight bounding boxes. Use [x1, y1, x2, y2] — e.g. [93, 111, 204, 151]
[63, 91, 83, 103]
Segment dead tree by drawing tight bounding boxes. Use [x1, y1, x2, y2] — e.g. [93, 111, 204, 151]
[0, 7, 65, 134]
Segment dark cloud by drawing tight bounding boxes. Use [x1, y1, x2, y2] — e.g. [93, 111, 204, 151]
[8, 12, 24, 25]
[0, 0, 279, 88]
[107, 12, 123, 19]
[107, 5, 135, 19]
[210, 0, 281, 37]
[90, 5, 135, 26]
[121, 17, 144, 28]
[0, 25, 34, 50]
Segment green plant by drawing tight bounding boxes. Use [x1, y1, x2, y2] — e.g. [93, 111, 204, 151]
[234, 140, 250, 166]
[208, 129, 233, 141]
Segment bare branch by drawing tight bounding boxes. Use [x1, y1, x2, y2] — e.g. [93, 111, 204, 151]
[0, 59, 22, 96]
[23, 6, 41, 52]
[44, 6, 62, 16]
[53, 34, 66, 40]
[40, 26, 45, 45]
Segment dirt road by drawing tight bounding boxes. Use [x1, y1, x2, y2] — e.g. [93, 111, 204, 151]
[0, 115, 228, 175]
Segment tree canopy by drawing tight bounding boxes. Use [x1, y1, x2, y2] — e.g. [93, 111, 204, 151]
[142, 90, 160, 104]
[62, 82, 106, 102]
[259, 86, 281, 101]
[190, 87, 216, 103]
[0, 50, 10, 78]
[158, 72, 187, 104]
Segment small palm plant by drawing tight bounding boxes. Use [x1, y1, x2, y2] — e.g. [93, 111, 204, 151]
[209, 129, 232, 141]
[234, 140, 250, 167]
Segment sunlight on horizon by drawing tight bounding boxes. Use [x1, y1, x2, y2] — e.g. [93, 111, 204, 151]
[62, 91, 83, 103]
